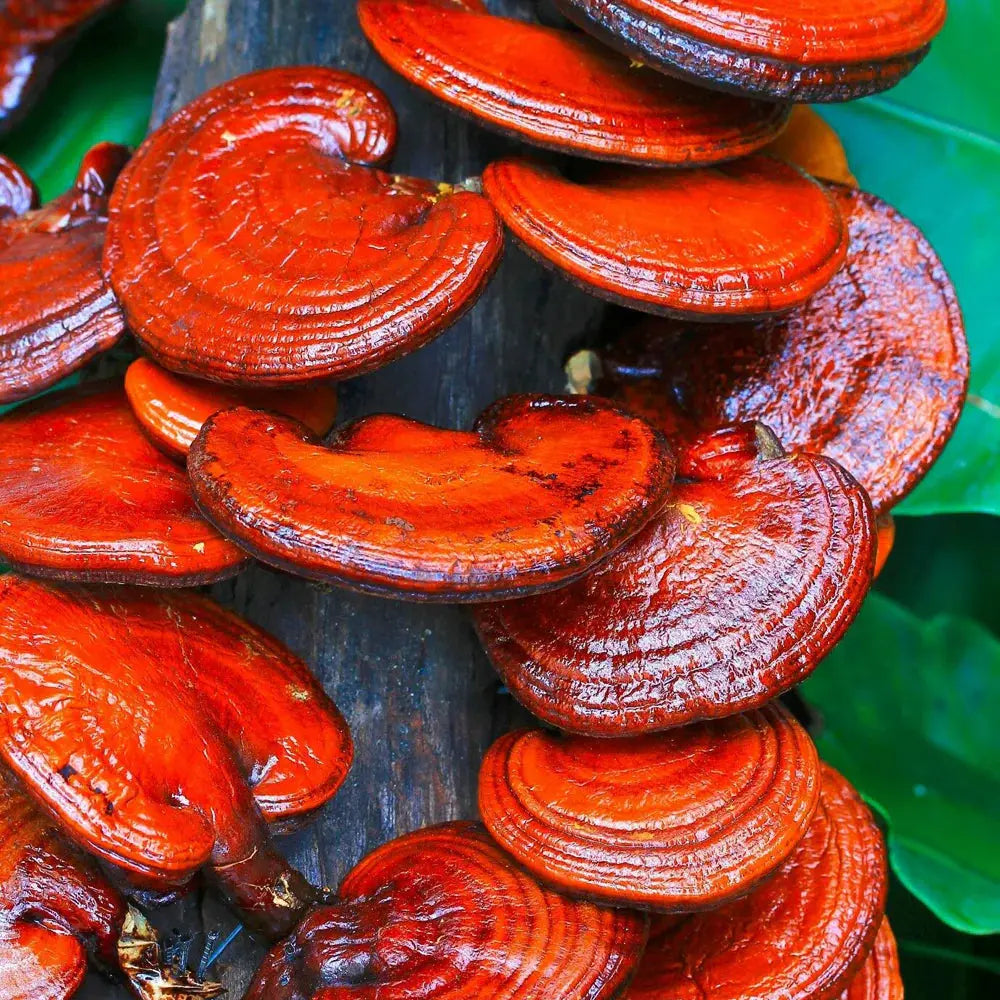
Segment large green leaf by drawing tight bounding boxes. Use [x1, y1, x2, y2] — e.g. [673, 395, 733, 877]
[803, 592, 1000, 934]
[820, 0, 1000, 515]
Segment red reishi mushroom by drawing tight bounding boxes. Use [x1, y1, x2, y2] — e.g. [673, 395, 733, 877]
[478, 702, 820, 910]
[874, 513, 896, 578]
[247, 821, 649, 1000]
[357, 0, 789, 166]
[555, 0, 945, 102]
[103, 66, 503, 386]
[841, 920, 903, 1000]
[0, 143, 129, 405]
[188, 395, 675, 601]
[482, 155, 847, 319]
[625, 764, 888, 1000]
[595, 185, 968, 513]
[124, 357, 339, 461]
[0, 574, 353, 939]
[0, 383, 248, 585]
[475, 422, 875, 735]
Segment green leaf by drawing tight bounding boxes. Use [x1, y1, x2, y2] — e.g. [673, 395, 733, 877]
[819, 0, 1000, 515]
[802, 592, 1000, 934]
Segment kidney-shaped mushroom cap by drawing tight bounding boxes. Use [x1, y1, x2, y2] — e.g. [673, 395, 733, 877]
[103, 65, 503, 386]
[357, 0, 789, 166]
[475, 422, 875, 735]
[247, 821, 648, 1000]
[598, 185, 968, 513]
[0, 143, 129, 406]
[0, 383, 249, 586]
[482, 155, 847, 319]
[0, 575, 353, 938]
[841, 920, 903, 1000]
[125, 357, 339, 461]
[479, 702, 820, 911]
[189, 395, 675, 601]
[626, 765, 888, 1000]
[555, 0, 944, 102]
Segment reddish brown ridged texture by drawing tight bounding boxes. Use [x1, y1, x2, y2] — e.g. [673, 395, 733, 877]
[0, 769, 124, 1000]
[0, 1, 119, 134]
[764, 106, 857, 185]
[479, 702, 820, 910]
[626, 765, 888, 1000]
[841, 920, 904, 1000]
[0, 144, 128, 405]
[358, 0, 789, 165]
[0, 383, 248, 585]
[0, 154, 36, 216]
[0, 575, 353, 938]
[247, 821, 648, 1000]
[482, 155, 847, 319]
[125, 357, 339, 460]
[104, 66, 503, 386]
[556, 0, 944, 101]
[475, 423, 875, 735]
[189, 395, 675, 601]
[598, 186, 968, 512]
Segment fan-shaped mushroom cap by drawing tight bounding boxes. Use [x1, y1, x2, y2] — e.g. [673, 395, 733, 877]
[555, 0, 944, 102]
[475, 422, 874, 735]
[841, 920, 903, 1000]
[247, 821, 648, 1000]
[357, 0, 789, 165]
[0, 383, 248, 585]
[482, 155, 847, 319]
[0, 144, 129, 405]
[479, 702, 820, 910]
[626, 765, 888, 1000]
[188, 395, 675, 601]
[0, 575, 353, 938]
[104, 66, 503, 386]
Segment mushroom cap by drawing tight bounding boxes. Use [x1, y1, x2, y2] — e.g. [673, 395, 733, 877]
[482, 155, 847, 319]
[479, 702, 820, 910]
[555, 0, 944, 101]
[840, 920, 903, 1000]
[0, 144, 129, 405]
[626, 765, 888, 1000]
[104, 65, 503, 386]
[475, 422, 875, 734]
[125, 357, 339, 461]
[357, 0, 789, 166]
[247, 821, 648, 1000]
[0, 383, 248, 586]
[188, 395, 675, 601]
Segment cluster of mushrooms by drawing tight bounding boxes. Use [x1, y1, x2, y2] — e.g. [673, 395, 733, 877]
[0, 1, 969, 999]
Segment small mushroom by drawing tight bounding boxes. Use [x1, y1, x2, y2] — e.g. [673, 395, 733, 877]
[482, 155, 847, 318]
[0, 383, 249, 585]
[874, 513, 895, 578]
[841, 920, 903, 1000]
[246, 821, 648, 1000]
[0, 575, 353, 939]
[555, 0, 945, 102]
[357, 0, 789, 165]
[764, 106, 857, 185]
[475, 422, 875, 734]
[188, 395, 675, 601]
[125, 357, 339, 461]
[103, 66, 503, 385]
[0, 144, 129, 405]
[625, 764, 888, 1000]
[479, 702, 820, 910]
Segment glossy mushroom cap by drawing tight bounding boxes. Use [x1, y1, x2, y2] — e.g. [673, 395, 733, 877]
[0, 383, 248, 586]
[358, 0, 789, 166]
[0, 144, 129, 405]
[247, 821, 648, 1000]
[104, 66, 503, 386]
[476, 422, 875, 735]
[482, 155, 847, 319]
[556, 0, 945, 101]
[626, 765, 888, 1000]
[0, 576, 353, 939]
[479, 703, 820, 910]
[841, 920, 903, 1000]
[597, 185, 968, 513]
[188, 395, 675, 601]
[125, 357, 339, 460]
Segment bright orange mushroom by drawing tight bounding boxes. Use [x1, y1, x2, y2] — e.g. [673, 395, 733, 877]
[0, 154, 36, 216]
[841, 920, 904, 1000]
[874, 513, 896, 578]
